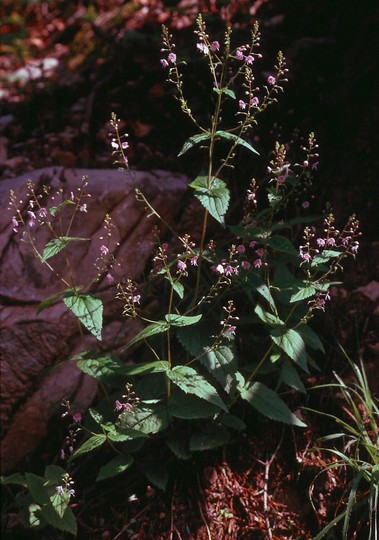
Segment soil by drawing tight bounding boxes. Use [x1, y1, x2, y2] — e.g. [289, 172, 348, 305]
[1, 1, 378, 538]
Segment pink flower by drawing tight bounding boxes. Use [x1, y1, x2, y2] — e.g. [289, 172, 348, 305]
[249, 241, 257, 249]
[190, 255, 199, 266]
[303, 160, 309, 168]
[11, 217, 18, 232]
[27, 211, 36, 227]
[237, 244, 245, 253]
[197, 42, 209, 55]
[177, 260, 187, 272]
[239, 100, 246, 110]
[132, 295, 141, 305]
[100, 244, 109, 256]
[316, 238, 325, 248]
[168, 52, 176, 63]
[111, 138, 119, 149]
[105, 272, 114, 284]
[351, 242, 359, 254]
[226, 326, 236, 335]
[215, 264, 224, 275]
[73, 413, 82, 423]
[235, 49, 244, 60]
[37, 207, 48, 218]
[326, 237, 336, 247]
[312, 161, 319, 171]
[242, 260, 251, 270]
[250, 97, 259, 107]
[267, 75, 276, 86]
[224, 265, 234, 277]
[160, 58, 169, 68]
[245, 55, 254, 65]
[211, 41, 220, 52]
[255, 248, 265, 258]
[254, 258, 262, 269]
[302, 201, 310, 209]
[79, 204, 87, 213]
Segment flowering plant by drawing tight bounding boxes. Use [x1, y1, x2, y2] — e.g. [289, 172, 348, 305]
[5, 14, 360, 531]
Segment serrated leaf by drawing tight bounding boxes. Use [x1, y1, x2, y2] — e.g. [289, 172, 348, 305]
[169, 389, 219, 419]
[41, 236, 90, 262]
[178, 132, 212, 156]
[244, 273, 276, 309]
[254, 304, 284, 326]
[190, 176, 230, 225]
[221, 414, 246, 431]
[311, 249, 341, 267]
[88, 408, 103, 425]
[126, 321, 169, 348]
[297, 325, 325, 353]
[270, 328, 308, 372]
[143, 463, 168, 491]
[50, 491, 70, 519]
[172, 281, 184, 299]
[213, 87, 236, 99]
[201, 345, 237, 392]
[24, 473, 49, 506]
[49, 199, 75, 216]
[63, 291, 103, 340]
[176, 322, 215, 357]
[239, 382, 306, 427]
[215, 130, 259, 155]
[167, 436, 191, 460]
[97, 455, 134, 481]
[290, 286, 317, 303]
[40, 504, 77, 536]
[167, 365, 228, 412]
[118, 360, 169, 376]
[72, 434, 107, 457]
[189, 424, 230, 451]
[266, 235, 298, 256]
[280, 361, 306, 393]
[36, 291, 63, 314]
[77, 354, 125, 382]
[44, 465, 67, 485]
[117, 402, 170, 434]
[165, 313, 202, 327]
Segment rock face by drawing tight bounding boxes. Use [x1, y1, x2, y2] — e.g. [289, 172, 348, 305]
[0, 167, 188, 472]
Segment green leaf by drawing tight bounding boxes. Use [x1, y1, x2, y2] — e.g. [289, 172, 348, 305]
[63, 291, 103, 340]
[88, 408, 103, 425]
[117, 402, 170, 434]
[172, 281, 184, 299]
[190, 176, 230, 225]
[220, 414, 246, 431]
[77, 354, 125, 382]
[1, 472, 26, 487]
[36, 291, 63, 314]
[266, 235, 298, 256]
[126, 321, 169, 348]
[167, 436, 191, 460]
[270, 328, 308, 372]
[169, 389, 220, 419]
[44, 465, 67, 486]
[311, 249, 341, 267]
[189, 424, 230, 451]
[201, 345, 237, 392]
[24, 473, 49, 506]
[244, 273, 276, 309]
[49, 199, 75, 216]
[40, 504, 77, 536]
[41, 236, 90, 263]
[49, 491, 70, 519]
[213, 87, 236, 99]
[280, 361, 306, 393]
[176, 322, 215, 357]
[164, 313, 202, 327]
[239, 382, 306, 427]
[215, 130, 259, 155]
[117, 360, 169, 376]
[290, 286, 316, 303]
[297, 325, 325, 353]
[167, 365, 228, 412]
[72, 434, 107, 457]
[97, 455, 134, 481]
[178, 132, 212, 156]
[143, 463, 169, 491]
[254, 304, 284, 326]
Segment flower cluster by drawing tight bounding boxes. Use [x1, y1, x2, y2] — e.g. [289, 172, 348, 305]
[114, 383, 139, 413]
[55, 473, 75, 501]
[117, 279, 141, 318]
[110, 112, 129, 170]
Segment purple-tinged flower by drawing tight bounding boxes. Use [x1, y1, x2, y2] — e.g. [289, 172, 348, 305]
[227, 326, 236, 335]
[249, 241, 257, 249]
[312, 161, 319, 171]
[302, 201, 310, 209]
[245, 55, 254, 65]
[250, 96, 259, 107]
[241, 260, 251, 270]
[37, 207, 48, 218]
[121, 141, 129, 150]
[299, 248, 311, 262]
[255, 248, 265, 258]
[60, 448, 65, 460]
[235, 48, 244, 60]
[177, 260, 187, 272]
[215, 264, 225, 275]
[303, 160, 309, 168]
[237, 244, 245, 253]
[100, 244, 109, 256]
[197, 42, 209, 55]
[27, 210, 36, 227]
[73, 412, 82, 423]
[56, 485, 65, 495]
[342, 236, 351, 247]
[254, 258, 262, 269]
[111, 138, 119, 149]
[105, 272, 114, 284]
[351, 241, 359, 254]
[316, 238, 325, 248]
[132, 294, 141, 305]
[211, 41, 220, 52]
[191, 255, 199, 266]
[79, 204, 87, 213]
[114, 400, 123, 411]
[267, 75, 276, 86]
[11, 217, 18, 232]
[224, 265, 234, 277]
[239, 100, 246, 110]
[277, 166, 289, 184]
[160, 58, 169, 68]
[168, 52, 176, 63]
[326, 237, 336, 247]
